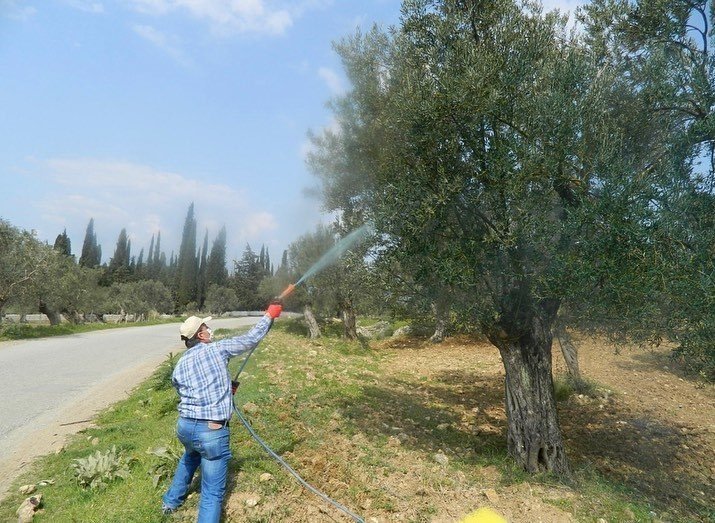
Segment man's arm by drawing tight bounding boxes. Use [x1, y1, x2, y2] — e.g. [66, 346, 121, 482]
[216, 314, 274, 357]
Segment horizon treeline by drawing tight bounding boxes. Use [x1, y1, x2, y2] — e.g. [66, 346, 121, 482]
[24, 202, 282, 316]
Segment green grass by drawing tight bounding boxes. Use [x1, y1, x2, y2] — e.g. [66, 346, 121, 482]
[0, 321, 704, 522]
[0, 317, 180, 341]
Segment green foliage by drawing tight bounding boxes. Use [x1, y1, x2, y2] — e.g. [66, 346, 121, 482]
[53, 229, 72, 257]
[204, 284, 240, 314]
[149, 352, 178, 391]
[175, 203, 198, 310]
[102, 280, 174, 316]
[78, 217, 101, 268]
[0, 220, 54, 313]
[71, 446, 133, 489]
[146, 444, 182, 488]
[672, 323, 715, 381]
[553, 374, 599, 402]
[206, 226, 228, 287]
[0, 323, 76, 340]
[232, 244, 269, 310]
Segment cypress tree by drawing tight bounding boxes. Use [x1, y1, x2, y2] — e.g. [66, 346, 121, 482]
[109, 228, 130, 270]
[206, 225, 228, 287]
[79, 218, 101, 267]
[108, 228, 131, 283]
[53, 229, 72, 257]
[175, 203, 198, 309]
[153, 232, 162, 274]
[197, 230, 209, 309]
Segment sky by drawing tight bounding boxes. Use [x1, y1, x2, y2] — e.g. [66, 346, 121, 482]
[0, 0, 585, 268]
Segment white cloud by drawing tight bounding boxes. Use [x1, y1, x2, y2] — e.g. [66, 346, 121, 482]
[317, 66, 344, 95]
[133, 24, 191, 66]
[240, 211, 277, 237]
[0, 0, 37, 20]
[62, 0, 105, 13]
[125, 0, 295, 36]
[33, 158, 276, 262]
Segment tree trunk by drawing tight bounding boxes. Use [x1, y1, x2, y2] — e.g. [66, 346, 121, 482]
[429, 290, 450, 343]
[555, 325, 581, 381]
[62, 309, 83, 324]
[303, 305, 321, 339]
[38, 300, 62, 326]
[341, 299, 357, 340]
[488, 301, 570, 476]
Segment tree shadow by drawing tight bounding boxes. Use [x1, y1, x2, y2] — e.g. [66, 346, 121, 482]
[559, 396, 713, 519]
[336, 365, 712, 520]
[337, 369, 509, 464]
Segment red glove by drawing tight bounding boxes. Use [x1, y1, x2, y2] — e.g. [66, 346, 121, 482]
[266, 303, 282, 319]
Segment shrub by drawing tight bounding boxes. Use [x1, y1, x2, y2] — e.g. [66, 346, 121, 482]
[149, 353, 178, 391]
[146, 444, 182, 487]
[71, 446, 133, 489]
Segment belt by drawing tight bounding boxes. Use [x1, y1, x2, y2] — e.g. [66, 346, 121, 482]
[182, 417, 230, 428]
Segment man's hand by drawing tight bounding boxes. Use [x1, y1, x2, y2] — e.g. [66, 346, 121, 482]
[266, 303, 282, 319]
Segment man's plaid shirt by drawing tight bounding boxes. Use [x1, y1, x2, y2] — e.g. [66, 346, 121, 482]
[172, 315, 272, 421]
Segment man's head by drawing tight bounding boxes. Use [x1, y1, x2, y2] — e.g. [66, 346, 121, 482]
[180, 316, 212, 347]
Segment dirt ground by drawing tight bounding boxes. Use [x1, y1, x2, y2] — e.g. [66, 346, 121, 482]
[381, 332, 715, 522]
[224, 332, 714, 523]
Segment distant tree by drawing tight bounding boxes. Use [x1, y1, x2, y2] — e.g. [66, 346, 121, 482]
[104, 280, 173, 318]
[232, 244, 265, 310]
[197, 230, 209, 309]
[152, 231, 163, 277]
[204, 284, 240, 315]
[107, 228, 131, 284]
[206, 226, 228, 287]
[79, 218, 101, 268]
[285, 224, 369, 339]
[32, 257, 101, 324]
[0, 220, 53, 314]
[147, 234, 155, 270]
[53, 229, 72, 258]
[175, 203, 198, 310]
[135, 248, 145, 279]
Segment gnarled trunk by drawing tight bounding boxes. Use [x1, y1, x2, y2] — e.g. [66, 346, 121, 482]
[488, 299, 570, 476]
[38, 300, 62, 326]
[341, 298, 357, 340]
[303, 304, 321, 339]
[429, 290, 450, 343]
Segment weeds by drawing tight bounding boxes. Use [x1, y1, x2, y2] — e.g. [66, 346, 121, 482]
[71, 446, 134, 489]
[146, 444, 182, 487]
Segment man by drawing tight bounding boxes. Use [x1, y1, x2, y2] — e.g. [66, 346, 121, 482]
[162, 303, 282, 522]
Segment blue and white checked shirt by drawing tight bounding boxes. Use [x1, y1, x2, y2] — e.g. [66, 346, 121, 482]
[172, 314, 273, 421]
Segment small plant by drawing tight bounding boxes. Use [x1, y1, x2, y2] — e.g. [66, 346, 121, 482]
[146, 444, 183, 487]
[149, 353, 178, 390]
[553, 374, 600, 401]
[71, 446, 133, 489]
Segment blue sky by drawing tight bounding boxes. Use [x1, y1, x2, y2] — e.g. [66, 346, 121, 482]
[0, 0, 584, 267]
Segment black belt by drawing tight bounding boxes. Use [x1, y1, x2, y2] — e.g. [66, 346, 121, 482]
[182, 417, 230, 428]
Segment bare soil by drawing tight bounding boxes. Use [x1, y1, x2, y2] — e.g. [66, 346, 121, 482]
[223, 332, 714, 523]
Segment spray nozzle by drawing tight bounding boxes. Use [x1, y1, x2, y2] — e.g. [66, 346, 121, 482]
[274, 283, 296, 302]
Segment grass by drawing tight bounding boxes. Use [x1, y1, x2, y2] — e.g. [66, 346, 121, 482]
[0, 319, 703, 522]
[0, 317, 180, 341]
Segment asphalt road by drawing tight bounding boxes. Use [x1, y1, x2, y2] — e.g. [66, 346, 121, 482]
[0, 316, 262, 497]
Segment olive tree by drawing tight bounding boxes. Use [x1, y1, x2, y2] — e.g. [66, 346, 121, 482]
[308, 0, 693, 475]
[0, 220, 53, 315]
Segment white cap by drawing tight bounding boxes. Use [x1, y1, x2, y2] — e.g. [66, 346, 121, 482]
[179, 316, 212, 339]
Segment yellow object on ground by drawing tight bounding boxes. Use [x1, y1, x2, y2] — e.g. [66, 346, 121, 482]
[458, 506, 508, 523]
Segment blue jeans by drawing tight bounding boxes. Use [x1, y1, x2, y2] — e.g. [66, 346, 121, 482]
[163, 417, 232, 523]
